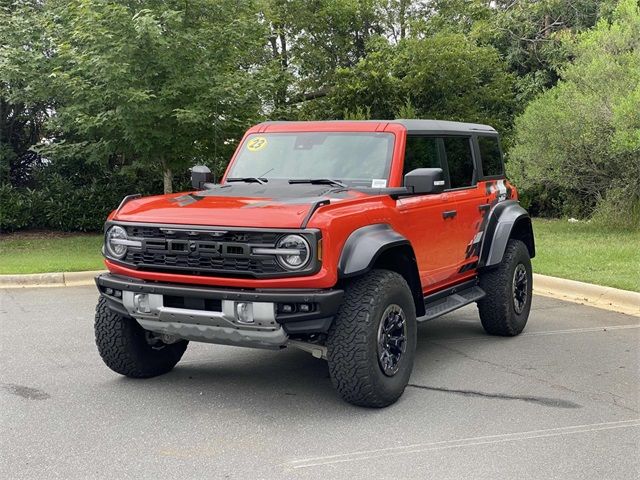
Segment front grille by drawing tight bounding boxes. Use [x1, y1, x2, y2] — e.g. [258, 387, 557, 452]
[112, 224, 316, 278]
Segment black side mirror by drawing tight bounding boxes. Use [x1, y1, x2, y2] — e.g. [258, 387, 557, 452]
[404, 168, 445, 194]
[190, 165, 212, 190]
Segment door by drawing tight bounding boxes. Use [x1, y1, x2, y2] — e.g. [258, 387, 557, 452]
[440, 136, 487, 276]
[395, 136, 458, 289]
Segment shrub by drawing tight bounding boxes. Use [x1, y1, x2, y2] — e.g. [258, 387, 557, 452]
[509, 0, 640, 226]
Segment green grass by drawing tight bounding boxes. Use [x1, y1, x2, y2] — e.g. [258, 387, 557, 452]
[0, 232, 104, 274]
[532, 219, 640, 292]
[1, 221, 638, 292]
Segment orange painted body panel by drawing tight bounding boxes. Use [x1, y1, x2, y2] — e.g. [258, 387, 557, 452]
[106, 120, 517, 296]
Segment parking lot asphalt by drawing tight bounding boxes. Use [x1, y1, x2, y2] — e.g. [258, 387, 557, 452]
[1, 286, 638, 480]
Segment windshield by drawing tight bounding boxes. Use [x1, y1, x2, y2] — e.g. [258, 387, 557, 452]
[226, 132, 394, 187]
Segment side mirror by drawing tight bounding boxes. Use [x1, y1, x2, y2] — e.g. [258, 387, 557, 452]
[190, 165, 212, 190]
[404, 168, 445, 194]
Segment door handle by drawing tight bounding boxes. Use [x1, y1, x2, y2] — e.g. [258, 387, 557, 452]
[478, 204, 491, 212]
[442, 210, 457, 219]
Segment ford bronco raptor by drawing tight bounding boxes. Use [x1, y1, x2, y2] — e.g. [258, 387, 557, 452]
[95, 120, 535, 407]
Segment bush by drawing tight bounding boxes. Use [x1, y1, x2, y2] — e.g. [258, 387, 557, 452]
[509, 0, 640, 226]
[0, 162, 166, 233]
[0, 184, 38, 232]
[591, 187, 640, 230]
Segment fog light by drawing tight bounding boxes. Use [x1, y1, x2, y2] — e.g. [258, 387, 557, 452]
[134, 293, 151, 313]
[299, 303, 311, 312]
[235, 302, 254, 324]
[280, 304, 294, 314]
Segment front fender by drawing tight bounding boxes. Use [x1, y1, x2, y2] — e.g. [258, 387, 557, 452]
[338, 224, 410, 278]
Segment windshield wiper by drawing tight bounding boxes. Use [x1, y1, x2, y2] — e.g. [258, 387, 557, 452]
[289, 178, 347, 188]
[226, 177, 267, 185]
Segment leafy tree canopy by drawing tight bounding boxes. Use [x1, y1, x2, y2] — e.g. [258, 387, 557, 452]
[509, 0, 640, 225]
[44, 0, 267, 192]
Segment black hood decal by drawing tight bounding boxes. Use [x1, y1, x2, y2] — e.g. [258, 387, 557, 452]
[165, 181, 362, 228]
[196, 181, 355, 200]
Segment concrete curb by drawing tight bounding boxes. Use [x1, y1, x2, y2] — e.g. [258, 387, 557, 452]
[1, 270, 637, 316]
[533, 273, 639, 317]
[0, 270, 106, 288]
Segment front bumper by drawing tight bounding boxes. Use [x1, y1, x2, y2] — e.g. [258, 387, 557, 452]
[95, 274, 343, 349]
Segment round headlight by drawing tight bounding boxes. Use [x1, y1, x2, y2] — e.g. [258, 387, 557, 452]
[276, 234, 310, 270]
[105, 225, 129, 259]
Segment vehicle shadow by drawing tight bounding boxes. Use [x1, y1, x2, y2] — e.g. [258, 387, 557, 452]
[108, 311, 490, 418]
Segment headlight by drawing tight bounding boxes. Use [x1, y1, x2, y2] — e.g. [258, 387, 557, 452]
[105, 225, 130, 259]
[276, 234, 310, 270]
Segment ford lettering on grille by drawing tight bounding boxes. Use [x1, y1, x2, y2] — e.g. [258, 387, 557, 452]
[119, 225, 291, 277]
[156, 239, 248, 256]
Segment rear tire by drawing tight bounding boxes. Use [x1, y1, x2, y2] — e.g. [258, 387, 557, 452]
[94, 297, 188, 378]
[327, 269, 417, 408]
[477, 239, 532, 336]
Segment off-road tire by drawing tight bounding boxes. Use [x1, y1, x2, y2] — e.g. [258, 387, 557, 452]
[327, 269, 417, 408]
[477, 239, 532, 336]
[94, 297, 188, 378]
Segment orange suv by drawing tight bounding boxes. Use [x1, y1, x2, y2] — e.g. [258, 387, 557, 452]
[95, 120, 535, 407]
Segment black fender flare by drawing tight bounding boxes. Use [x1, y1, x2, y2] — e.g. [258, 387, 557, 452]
[479, 200, 535, 268]
[338, 224, 425, 316]
[338, 224, 410, 277]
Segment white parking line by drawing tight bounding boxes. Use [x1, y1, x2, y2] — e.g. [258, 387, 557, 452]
[429, 324, 640, 344]
[286, 419, 640, 469]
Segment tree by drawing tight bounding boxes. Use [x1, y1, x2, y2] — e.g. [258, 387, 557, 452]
[488, 0, 606, 100]
[261, 0, 394, 118]
[0, 0, 51, 187]
[45, 0, 267, 193]
[310, 32, 516, 135]
[509, 0, 640, 226]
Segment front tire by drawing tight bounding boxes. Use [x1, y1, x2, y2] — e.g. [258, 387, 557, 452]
[94, 297, 188, 378]
[477, 239, 533, 336]
[327, 269, 417, 408]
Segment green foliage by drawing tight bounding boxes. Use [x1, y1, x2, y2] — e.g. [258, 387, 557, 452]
[0, 0, 51, 186]
[510, 0, 640, 227]
[0, 162, 164, 232]
[1, 0, 637, 232]
[44, 0, 267, 192]
[315, 33, 516, 135]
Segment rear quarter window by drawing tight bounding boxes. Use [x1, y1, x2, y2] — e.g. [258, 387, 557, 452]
[478, 136, 504, 177]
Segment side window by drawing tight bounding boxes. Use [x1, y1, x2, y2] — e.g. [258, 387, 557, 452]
[478, 136, 504, 177]
[443, 137, 475, 188]
[403, 136, 441, 176]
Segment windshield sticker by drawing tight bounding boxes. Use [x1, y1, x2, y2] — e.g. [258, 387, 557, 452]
[371, 179, 387, 188]
[247, 137, 267, 152]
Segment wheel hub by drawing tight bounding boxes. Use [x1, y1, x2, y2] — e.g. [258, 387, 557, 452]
[377, 304, 407, 377]
[512, 263, 528, 314]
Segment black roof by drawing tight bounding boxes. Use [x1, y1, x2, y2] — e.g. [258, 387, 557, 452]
[393, 119, 497, 135]
[259, 119, 497, 135]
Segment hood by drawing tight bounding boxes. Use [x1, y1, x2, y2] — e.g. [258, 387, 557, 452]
[112, 182, 366, 228]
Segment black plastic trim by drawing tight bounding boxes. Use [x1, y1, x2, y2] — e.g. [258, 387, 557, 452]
[282, 317, 334, 334]
[423, 278, 478, 305]
[478, 200, 535, 268]
[300, 199, 330, 229]
[115, 194, 141, 214]
[95, 273, 343, 329]
[338, 224, 410, 278]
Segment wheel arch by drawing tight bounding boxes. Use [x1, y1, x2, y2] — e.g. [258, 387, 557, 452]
[479, 200, 535, 269]
[338, 224, 425, 317]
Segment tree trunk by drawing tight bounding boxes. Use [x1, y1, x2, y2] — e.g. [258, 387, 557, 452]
[399, 0, 408, 40]
[163, 165, 173, 194]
